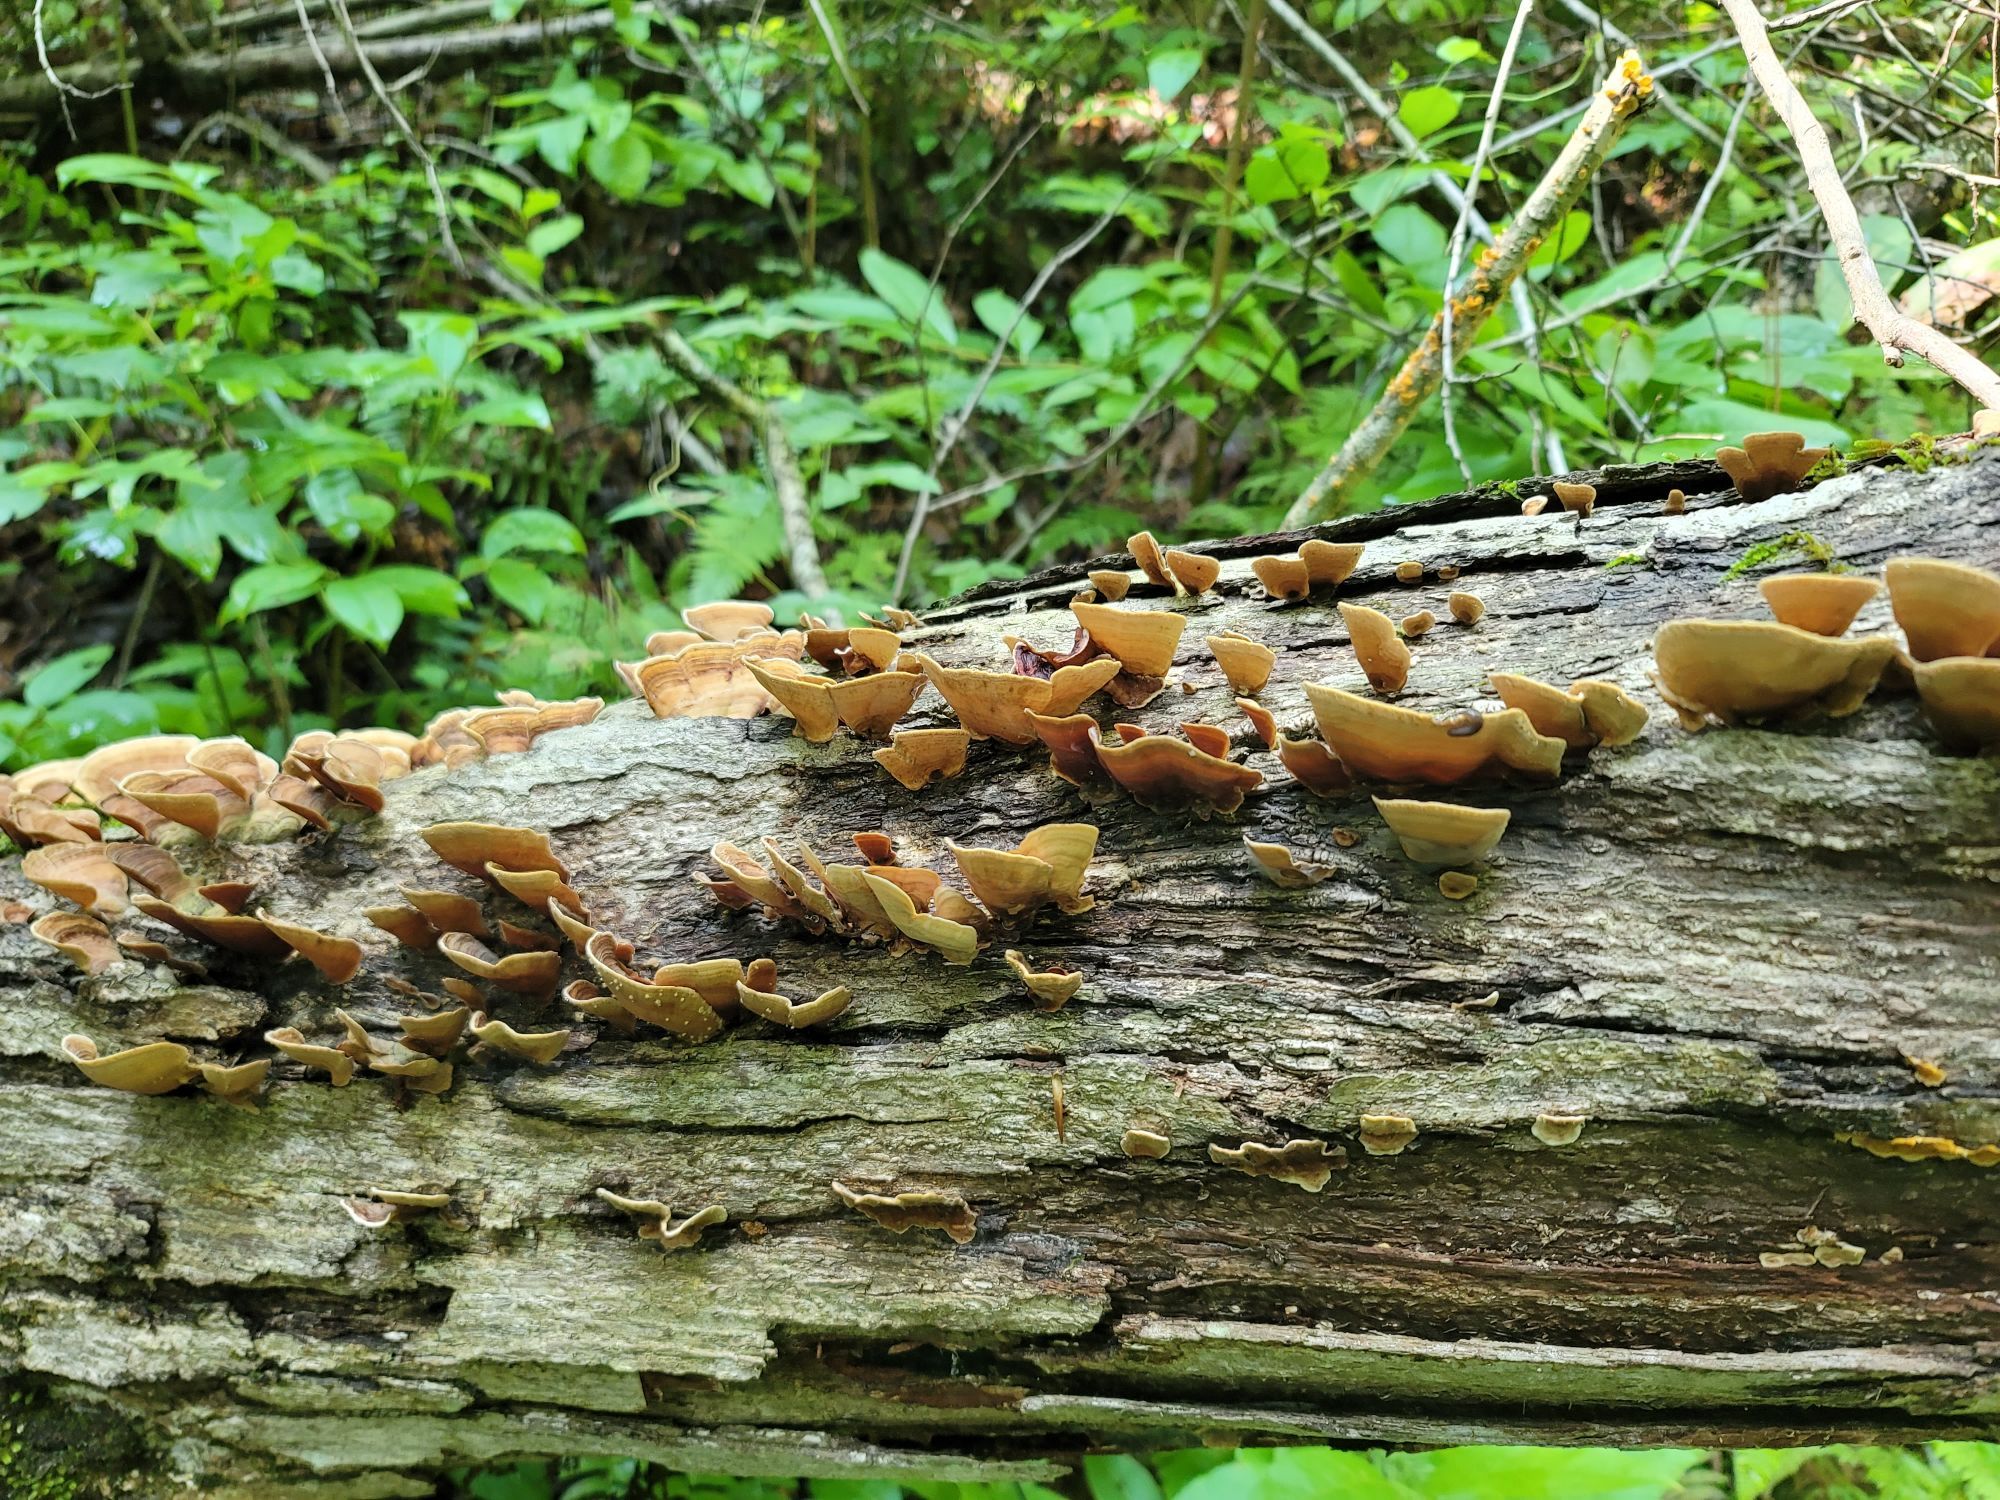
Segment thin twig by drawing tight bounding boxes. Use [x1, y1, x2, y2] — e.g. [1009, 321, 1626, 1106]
[324, 0, 461, 269]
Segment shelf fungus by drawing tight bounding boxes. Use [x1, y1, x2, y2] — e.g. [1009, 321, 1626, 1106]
[1276, 734, 1353, 797]
[1243, 838, 1336, 889]
[1651, 620, 1897, 729]
[437, 933, 562, 999]
[1338, 604, 1410, 695]
[1913, 658, 2000, 750]
[367, 905, 441, 951]
[115, 934, 204, 976]
[484, 863, 587, 917]
[1358, 1113, 1419, 1155]
[1250, 540, 1365, 602]
[1121, 1128, 1171, 1159]
[1885, 557, 2000, 662]
[332, 1011, 454, 1093]
[1665, 488, 1687, 514]
[1206, 632, 1276, 695]
[911, 653, 1120, 744]
[461, 696, 603, 755]
[22, 842, 132, 917]
[258, 913, 365, 983]
[682, 599, 777, 642]
[1163, 548, 1220, 595]
[860, 873, 981, 964]
[1003, 950, 1083, 1010]
[1068, 601, 1188, 699]
[61, 1035, 196, 1095]
[1717, 431, 1828, 503]
[804, 625, 902, 674]
[1087, 569, 1132, 601]
[735, 979, 854, 1028]
[265, 1026, 357, 1085]
[342, 1188, 453, 1229]
[132, 888, 295, 960]
[31, 911, 119, 975]
[1208, 1138, 1347, 1193]
[1448, 592, 1484, 625]
[423, 823, 569, 883]
[1438, 871, 1478, 900]
[619, 632, 805, 720]
[1836, 1130, 2000, 1167]
[563, 980, 635, 1035]
[1758, 574, 1882, 638]
[1304, 685, 1566, 785]
[832, 1181, 979, 1244]
[946, 824, 1097, 916]
[1553, 481, 1596, 517]
[745, 657, 928, 742]
[1027, 712, 1113, 792]
[399, 1007, 472, 1058]
[197, 1058, 270, 1108]
[1401, 610, 1436, 638]
[872, 728, 971, 791]
[1373, 798, 1509, 868]
[1487, 674, 1650, 749]
[1092, 722, 1264, 815]
[1521, 495, 1549, 516]
[1127, 530, 1174, 589]
[1796, 1226, 1867, 1268]
[468, 1013, 571, 1064]
[1531, 1113, 1586, 1147]
[583, 932, 728, 1040]
[595, 1189, 727, 1252]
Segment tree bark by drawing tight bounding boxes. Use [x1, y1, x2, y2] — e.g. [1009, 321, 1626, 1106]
[3, 452, 1999, 1496]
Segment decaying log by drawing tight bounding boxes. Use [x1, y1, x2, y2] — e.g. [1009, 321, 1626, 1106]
[2, 452, 1998, 1495]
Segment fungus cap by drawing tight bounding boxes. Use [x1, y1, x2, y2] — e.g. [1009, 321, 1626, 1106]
[1276, 735, 1352, 797]
[1126, 530, 1173, 588]
[1358, 1113, 1418, 1155]
[62, 1035, 195, 1094]
[1205, 632, 1276, 695]
[31, 911, 120, 975]
[1121, 1129, 1171, 1159]
[584, 931, 726, 1040]
[1401, 610, 1436, 638]
[1652, 620, 1897, 727]
[735, 981, 854, 1028]
[1338, 603, 1411, 695]
[1884, 557, 2000, 661]
[1236, 698, 1278, 748]
[1438, 871, 1478, 900]
[1373, 797, 1509, 868]
[1093, 724, 1264, 815]
[831, 1181, 978, 1244]
[1087, 570, 1132, 601]
[1531, 1113, 1586, 1147]
[1069, 602, 1187, 677]
[1395, 560, 1424, 583]
[468, 1013, 571, 1064]
[1553, 481, 1596, 516]
[1758, 573, 1882, 637]
[683, 600, 776, 642]
[1243, 838, 1335, 889]
[259, 913, 365, 983]
[1208, 1138, 1346, 1193]
[1717, 431, 1828, 503]
[423, 823, 568, 882]
[860, 873, 980, 965]
[872, 728, 970, 791]
[484, 863, 587, 917]
[22, 843, 129, 916]
[367, 905, 441, 950]
[399, 1007, 472, 1057]
[1002, 949, 1083, 1010]
[824, 669, 927, 739]
[1912, 657, 2000, 749]
[437, 933, 562, 996]
[198, 1058, 270, 1107]
[743, 659, 842, 742]
[912, 655, 1120, 744]
[1164, 549, 1220, 594]
[1250, 554, 1312, 602]
[1448, 591, 1484, 625]
[1305, 685, 1565, 785]
[594, 1188, 726, 1251]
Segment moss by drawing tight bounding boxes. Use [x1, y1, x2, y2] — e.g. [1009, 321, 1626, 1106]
[0, 1381, 150, 1499]
[1493, 478, 1523, 500]
[1722, 529, 1840, 580]
[1603, 552, 1650, 570]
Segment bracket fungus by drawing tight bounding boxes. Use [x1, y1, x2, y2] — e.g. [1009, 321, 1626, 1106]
[1438, 871, 1479, 899]
[683, 600, 776, 641]
[735, 980, 854, 1028]
[1884, 557, 2000, 661]
[1003, 950, 1083, 1010]
[1373, 798, 1510, 868]
[912, 653, 1120, 744]
[1553, 481, 1596, 517]
[595, 1189, 728, 1252]
[1652, 620, 1897, 728]
[1069, 602, 1187, 679]
[1359, 1113, 1419, 1155]
[1206, 632, 1276, 695]
[31, 911, 119, 975]
[423, 823, 568, 883]
[1521, 495, 1549, 516]
[468, 1013, 572, 1064]
[265, 1026, 357, 1085]
[484, 863, 586, 917]
[1243, 838, 1336, 889]
[1163, 548, 1220, 595]
[197, 1058, 270, 1108]
[1759, 574, 1883, 638]
[62, 1035, 196, 1094]
[1087, 569, 1132, 601]
[1532, 1113, 1586, 1147]
[873, 728, 971, 791]
[832, 1181, 979, 1244]
[1121, 1128, 1171, 1159]
[1665, 488, 1687, 514]
[946, 824, 1097, 917]
[22, 842, 131, 916]
[1338, 604, 1411, 695]
[1249, 540, 1364, 602]
[746, 658, 928, 742]
[462, 696, 603, 755]
[1208, 1138, 1347, 1193]
[1448, 591, 1485, 625]
[563, 979, 635, 1035]
[583, 931, 727, 1040]
[438, 933, 562, 998]
[258, 913, 365, 983]
[1305, 685, 1565, 785]
[1127, 530, 1173, 589]
[1912, 657, 2000, 750]
[1488, 673, 1649, 749]
[342, 1188, 453, 1229]
[1276, 734, 1353, 797]
[620, 634, 805, 720]
[1401, 610, 1436, 638]
[367, 905, 441, 950]
[1092, 722, 1264, 815]
[1717, 431, 1828, 503]
[399, 1007, 472, 1058]
[132, 889, 296, 960]
[860, 873, 981, 964]
[1027, 712, 1112, 792]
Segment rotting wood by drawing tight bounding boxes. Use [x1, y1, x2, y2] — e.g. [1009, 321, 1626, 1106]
[2, 453, 1998, 1493]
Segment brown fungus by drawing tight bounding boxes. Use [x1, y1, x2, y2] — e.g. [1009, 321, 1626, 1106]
[1373, 798, 1510, 868]
[735, 980, 853, 1028]
[1208, 1138, 1346, 1193]
[437, 932, 561, 998]
[1070, 602, 1187, 679]
[1488, 673, 1649, 749]
[133, 893, 295, 959]
[946, 823, 1097, 917]
[1121, 1128, 1171, 1159]
[1358, 1113, 1419, 1155]
[1884, 557, 2000, 661]
[1304, 685, 1565, 785]
[621, 636, 804, 720]
[1126, 530, 1173, 589]
[1087, 569, 1133, 601]
[1205, 632, 1276, 695]
[1164, 549, 1220, 595]
[31, 911, 119, 975]
[1553, 481, 1596, 517]
[1759, 574, 1883, 638]
[912, 655, 1120, 744]
[1243, 838, 1335, 889]
[1438, 871, 1479, 900]
[1717, 431, 1828, 503]
[258, 913, 365, 984]
[1276, 735, 1353, 796]
[1521, 495, 1549, 516]
[563, 980, 636, 1036]
[1237, 698, 1278, 747]
[484, 863, 586, 917]
[1395, 560, 1424, 583]
[1002, 949, 1083, 1010]
[1338, 604, 1411, 695]
[22, 843, 129, 917]
[1249, 540, 1364, 603]
[366, 905, 441, 950]
[197, 1058, 270, 1109]
[265, 1026, 357, 1085]
[860, 874, 981, 965]
[831, 1181, 979, 1244]
[341, 1188, 453, 1229]
[1449, 592, 1485, 625]
[1652, 620, 1897, 729]
[423, 823, 568, 883]
[1093, 723, 1264, 815]
[1401, 610, 1437, 638]
[584, 932, 726, 1040]
[399, 1007, 472, 1058]
[683, 600, 776, 642]
[1531, 1113, 1586, 1147]
[1027, 712, 1114, 792]
[61, 1035, 195, 1095]
[873, 728, 970, 791]
[595, 1188, 727, 1251]
[468, 1013, 571, 1065]
[1911, 657, 2000, 750]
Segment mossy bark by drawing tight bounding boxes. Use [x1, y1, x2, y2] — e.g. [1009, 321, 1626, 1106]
[2, 452, 1997, 1495]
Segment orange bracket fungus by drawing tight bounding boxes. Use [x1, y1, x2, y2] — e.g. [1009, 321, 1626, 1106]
[735, 980, 854, 1028]
[1087, 569, 1133, 601]
[583, 932, 727, 1041]
[1532, 1113, 1586, 1147]
[1652, 621, 1897, 729]
[468, 1013, 572, 1064]
[1359, 1113, 1419, 1155]
[1717, 431, 1829, 503]
[1002, 950, 1083, 1010]
[1759, 574, 1883, 638]
[912, 653, 1120, 745]
[484, 863, 586, 917]
[1487, 673, 1650, 749]
[1121, 1128, 1171, 1159]
[1208, 1138, 1347, 1193]
[1837, 1131, 1999, 1167]
[1069, 602, 1187, 679]
[61, 1035, 196, 1095]
[1304, 685, 1565, 785]
[258, 913, 365, 984]
[1395, 560, 1424, 584]
[831, 1181, 979, 1244]
[1338, 604, 1411, 695]
[1027, 712, 1113, 793]
[462, 696, 603, 755]
[1521, 495, 1549, 516]
[595, 1188, 727, 1252]
[1237, 698, 1278, 747]
[1449, 591, 1485, 625]
[860, 874, 981, 964]
[873, 728, 970, 791]
[1553, 481, 1596, 517]
[748, 658, 929, 742]
[1164, 548, 1220, 595]
[399, 1007, 472, 1058]
[1249, 540, 1364, 603]
[22, 843, 131, 916]
[30, 911, 119, 975]
[619, 634, 805, 720]
[683, 600, 777, 641]
[1127, 530, 1173, 589]
[1243, 838, 1336, 889]
[367, 905, 441, 951]
[1093, 723, 1264, 815]
[1912, 658, 2000, 750]
[1373, 798, 1510, 868]
[197, 1059, 270, 1108]
[423, 823, 568, 883]
[1665, 488, 1687, 514]
[438, 933, 561, 999]
[1276, 733, 1353, 798]
[1206, 632, 1276, 695]
[1884, 557, 2000, 661]
[265, 1026, 358, 1085]
[946, 824, 1097, 917]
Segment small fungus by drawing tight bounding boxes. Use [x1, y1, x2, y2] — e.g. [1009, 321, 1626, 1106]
[831, 1181, 978, 1244]
[683, 600, 776, 642]
[1665, 489, 1686, 514]
[22, 843, 130, 916]
[441, 978, 484, 1006]
[438, 932, 562, 998]
[1448, 591, 1485, 625]
[1243, 838, 1335, 889]
[1093, 723, 1264, 815]
[31, 911, 119, 975]
[595, 1188, 727, 1251]
[1208, 1138, 1347, 1193]
[132, 892, 294, 958]
[366, 905, 441, 950]
[265, 1026, 357, 1085]
[61, 1035, 195, 1094]
[861, 874, 980, 964]
[1836, 1130, 1999, 1166]
[423, 823, 568, 882]
[1338, 604, 1411, 695]
[1882, 1246, 1905, 1263]
[873, 728, 971, 791]
[564, 979, 636, 1035]
[825, 668, 930, 739]
[1488, 673, 1650, 749]
[1652, 621, 1897, 728]
[1531, 1113, 1586, 1147]
[1760, 1251, 1816, 1269]
[947, 824, 1097, 917]
[1759, 574, 1882, 637]
[259, 913, 365, 983]
[1438, 565, 1461, 583]
[1070, 602, 1187, 678]
[1127, 530, 1173, 588]
[1027, 712, 1112, 791]
[1164, 548, 1220, 595]
[1521, 496, 1549, 516]
[1553, 481, 1596, 517]
[1395, 561, 1423, 583]
[735, 980, 853, 1028]
[742, 659, 842, 742]
[1717, 431, 1828, 503]
[1373, 798, 1509, 868]
[1438, 871, 1479, 900]
[1305, 685, 1565, 784]
[1206, 632, 1276, 695]
[483, 863, 586, 917]
[1358, 1113, 1418, 1155]
[1088, 570, 1133, 601]
[468, 1013, 571, 1064]
[197, 1059, 269, 1108]
[399, 1007, 472, 1058]
[584, 932, 727, 1040]
[342, 1188, 453, 1229]
[1249, 540, 1364, 603]
[1906, 1055, 1946, 1088]
[1121, 1128, 1171, 1159]
[912, 655, 1120, 744]
[1237, 698, 1278, 747]
[1913, 658, 2000, 750]
[1276, 735, 1352, 796]
[1003, 949, 1083, 1010]
[1884, 557, 2000, 661]
[1402, 610, 1436, 638]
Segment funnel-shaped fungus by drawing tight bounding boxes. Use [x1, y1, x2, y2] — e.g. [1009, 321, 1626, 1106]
[1884, 557, 2000, 661]
[584, 932, 726, 1040]
[464, 696, 603, 754]
[1522, 495, 1549, 516]
[1401, 611, 1436, 638]
[1438, 871, 1478, 899]
[873, 728, 970, 791]
[1305, 685, 1565, 785]
[1028, 712, 1113, 792]
[1276, 735, 1352, 796]
[1127, 530, 1173, 588]
[132, 892, 295, 958]
[1554, 481, 1596, 517]
[826, 670, 927, 739]
[1652, 620, 1897, 728]
[1488, 673, 1650, 749]
[1759, 574, 1882, 637]
[913, 655, 1120, 744]
[468, 1013, 571, 1064]
[1003, 950, 1083, 1010]
[1094, 724, 1264, 815]
[832, 1181, 978, 1244]
[367, 905, 441, 950]
[947, 824, 1096, 916]
[1208, 1138, 1346, 1192]
[438, 933, 561, 998]
[1338, 604, 1410, 695]
[1359, 1113, 1418, 1155]
[742, 659, 842, 742]
[622, 636, 804, 720]
[1912, 657, 2000, 749]
[1206, 633, 1275, 695]
[684, 600, 776, 641]
[1250, 541, 1365, 602]
[259, 913, 364, 983]
[197, 1059, 270, 1108]
[861, 874, 980, 964]
[423, 823, 568, 882]
[483, 863, 586, 917]
[563, 980, 635, 1036]
[31, 911, 119, 975]
[61, 1035, 195, 1095]
[22, 843, 129, 916]
[1070, 602, 1187, 678]
[264, 1027, 356, 1085]
[1122, 1129, 1171, 1159]
[399, 1007, 471, 1057]
[1532, 1113, 1585, 1147]
[1164, 549, 1219, 595]
[595, 1188, 727, 1251]
[1449, 591, 1484, 625]
[1087, 570, 1132, 601]
[1374, 798, 1509, 868]
[1717, 431, 1828, 503]
[1243, 838, 1335, 889]
[736, 980, 853, 1028]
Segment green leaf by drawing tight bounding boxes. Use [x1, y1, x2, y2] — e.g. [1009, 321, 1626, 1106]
[321, 574, 404, 647]
[1245, 136, 1331, 205]
[24, 645, 113, 710]
[459, 392, 553, 430]
[1084, 1455, 1162, 1500]
[536, 115, 589, 175]
[1147, 47, 1204, 102]
[716, 154, 776, 208]
[303, 472, 396, 544]
[858, 247, 957, 345]
[1383, 1446, 1703, 1500]
[526, 214, 585, 259]
[484, 557, 563, 624]
[481, 507, 586, 558]
[398, 311, 478, 383]
[367, 564, 470, 617]
[1398, 84, 1463, 139]
[222, 562, 333, 621]
[1373, 203, 1447, 271]
[973, 287, 1045, 356]
[585, 131, 653, 199]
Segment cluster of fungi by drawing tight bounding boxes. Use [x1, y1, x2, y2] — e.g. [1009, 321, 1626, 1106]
[7, 432, 1998, 1248]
